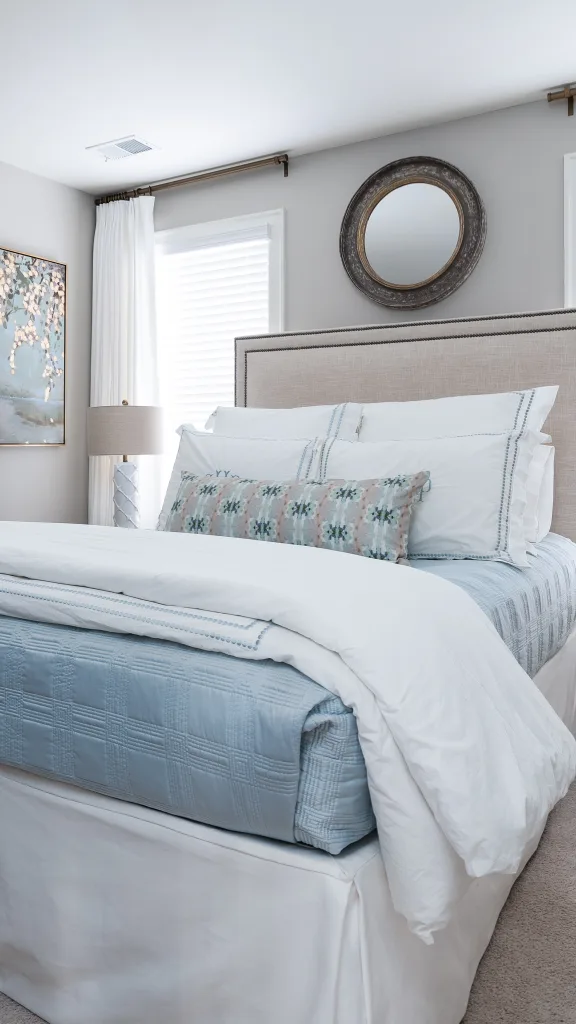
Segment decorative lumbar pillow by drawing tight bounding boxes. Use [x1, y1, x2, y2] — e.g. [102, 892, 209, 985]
[205, 403, 363, 441]
[164, 472, 431, 563]
[157, 427, 322, 530]
[317, 429, 545, 566]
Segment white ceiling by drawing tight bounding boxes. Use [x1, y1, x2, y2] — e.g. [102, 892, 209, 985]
[2, 0, 576, 196]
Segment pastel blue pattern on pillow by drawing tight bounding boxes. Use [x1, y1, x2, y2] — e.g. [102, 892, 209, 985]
[165, 471, 431, 563]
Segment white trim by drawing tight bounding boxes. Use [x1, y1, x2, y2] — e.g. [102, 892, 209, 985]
[156, 209, 285, 331]
[267, 209, 285, 333]
[564, 153, 576, 307]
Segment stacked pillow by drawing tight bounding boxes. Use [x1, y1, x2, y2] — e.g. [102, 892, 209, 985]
[159, 389, 557, 567]
[205, 402, 363, 441]
[157, 431, 322, 530]
[353, 388, 556, 553]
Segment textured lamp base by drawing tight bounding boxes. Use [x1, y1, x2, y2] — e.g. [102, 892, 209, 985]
[113, 461, 140, 529]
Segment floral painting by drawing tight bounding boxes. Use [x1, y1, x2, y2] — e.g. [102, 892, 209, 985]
[0, 247, 66, 445]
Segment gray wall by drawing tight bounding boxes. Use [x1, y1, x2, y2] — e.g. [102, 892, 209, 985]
[155, 99, 574, 332]
[1, 98, 565, 519]
[0, 160, 94, 522]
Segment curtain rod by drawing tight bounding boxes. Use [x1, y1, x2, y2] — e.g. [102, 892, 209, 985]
[95, 152, 289, 205]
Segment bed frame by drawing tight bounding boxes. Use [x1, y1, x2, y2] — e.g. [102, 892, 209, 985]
[236, 308, 576, 540]
[2, 309, 576, 1024]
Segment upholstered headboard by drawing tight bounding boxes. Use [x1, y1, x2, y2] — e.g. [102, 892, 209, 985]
[235, 309, 576, 540]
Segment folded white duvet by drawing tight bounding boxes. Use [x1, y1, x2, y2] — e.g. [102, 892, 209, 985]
[0, 521, 574, 943]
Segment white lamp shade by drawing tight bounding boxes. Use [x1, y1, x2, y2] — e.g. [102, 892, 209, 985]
[87, 404, 164, 457]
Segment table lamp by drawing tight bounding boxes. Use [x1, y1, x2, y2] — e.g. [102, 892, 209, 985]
[87, 401, 164, 528]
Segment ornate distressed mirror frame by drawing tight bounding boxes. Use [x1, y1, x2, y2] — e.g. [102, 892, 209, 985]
[340, 156, 487, 310]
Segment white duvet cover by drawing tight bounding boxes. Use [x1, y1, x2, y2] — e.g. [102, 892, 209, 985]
[0, 521, 574, 943]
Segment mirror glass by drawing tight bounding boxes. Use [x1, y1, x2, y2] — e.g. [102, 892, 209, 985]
[363, 182, 461, 287]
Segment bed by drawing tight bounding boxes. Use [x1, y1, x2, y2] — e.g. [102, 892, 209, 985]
[2, 307, 576, 1024]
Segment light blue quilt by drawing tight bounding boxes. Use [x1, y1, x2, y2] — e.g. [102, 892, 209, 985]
[0, 617, 374, 853]
[415, 533, 576, 678]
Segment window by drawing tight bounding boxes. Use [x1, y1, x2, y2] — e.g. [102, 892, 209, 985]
[155, 210, 284, 473]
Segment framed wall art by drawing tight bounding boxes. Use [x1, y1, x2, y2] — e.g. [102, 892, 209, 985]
[0, 246, 66, 445]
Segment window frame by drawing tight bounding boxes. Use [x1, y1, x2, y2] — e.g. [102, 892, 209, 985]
[155, 208, 285, 333]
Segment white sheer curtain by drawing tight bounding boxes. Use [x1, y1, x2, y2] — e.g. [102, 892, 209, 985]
[89, 196, 160, 527]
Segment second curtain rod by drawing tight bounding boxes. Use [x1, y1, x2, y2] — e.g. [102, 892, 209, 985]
[95, 152, 289, 206]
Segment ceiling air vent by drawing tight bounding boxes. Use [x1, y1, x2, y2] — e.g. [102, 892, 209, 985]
[86, 135, 158, 162]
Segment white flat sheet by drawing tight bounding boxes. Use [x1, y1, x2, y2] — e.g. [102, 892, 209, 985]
[0, 521, 574, 943]
[2, 608, 576, 1024]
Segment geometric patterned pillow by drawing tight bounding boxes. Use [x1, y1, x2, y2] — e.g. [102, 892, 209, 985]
[164, 471, 430, 563]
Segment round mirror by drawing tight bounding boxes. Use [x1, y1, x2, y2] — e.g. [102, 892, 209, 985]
[340, 157, 486, 309]
[363, 183, 462, 288]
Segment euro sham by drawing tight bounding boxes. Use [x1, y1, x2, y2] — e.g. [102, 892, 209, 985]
[206, 402, 363, 440]
[357, 386, 558, 441]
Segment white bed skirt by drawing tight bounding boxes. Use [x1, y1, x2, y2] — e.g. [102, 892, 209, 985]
[2, 626, 576, 1024]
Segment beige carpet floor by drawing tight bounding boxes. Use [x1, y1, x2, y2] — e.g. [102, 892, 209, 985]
[0, 995, 45, 1024]
[462, 781, 576, 1024]
[1, 784, 575, 1024]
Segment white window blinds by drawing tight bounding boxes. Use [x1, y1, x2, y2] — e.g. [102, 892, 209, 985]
[156, 211, 284, 460]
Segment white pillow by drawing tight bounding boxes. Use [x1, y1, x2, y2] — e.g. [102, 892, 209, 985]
[524, 446, 551, 547]
[357, 387, 558, 441]
[532, 447, 555, 545]
[206, 403, 363, 441]
[318, 430, 545, 566]
[158, 428, 320, 529]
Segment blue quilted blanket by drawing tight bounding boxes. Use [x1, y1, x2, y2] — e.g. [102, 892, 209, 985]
[0, 617, 374, 853]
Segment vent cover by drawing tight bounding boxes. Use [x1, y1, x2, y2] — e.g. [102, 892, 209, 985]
[86, 135, 158, 162]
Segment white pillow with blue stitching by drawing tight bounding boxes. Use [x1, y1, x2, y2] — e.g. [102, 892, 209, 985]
[157, 427, 320, 530]
[206, 402, 362, 441]
[357, 387, 559, 550]
[318, 429, 546, 566]
[357, 387, 558, 441]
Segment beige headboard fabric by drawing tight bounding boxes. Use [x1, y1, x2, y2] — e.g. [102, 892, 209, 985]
[235, 309, 576, 541]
